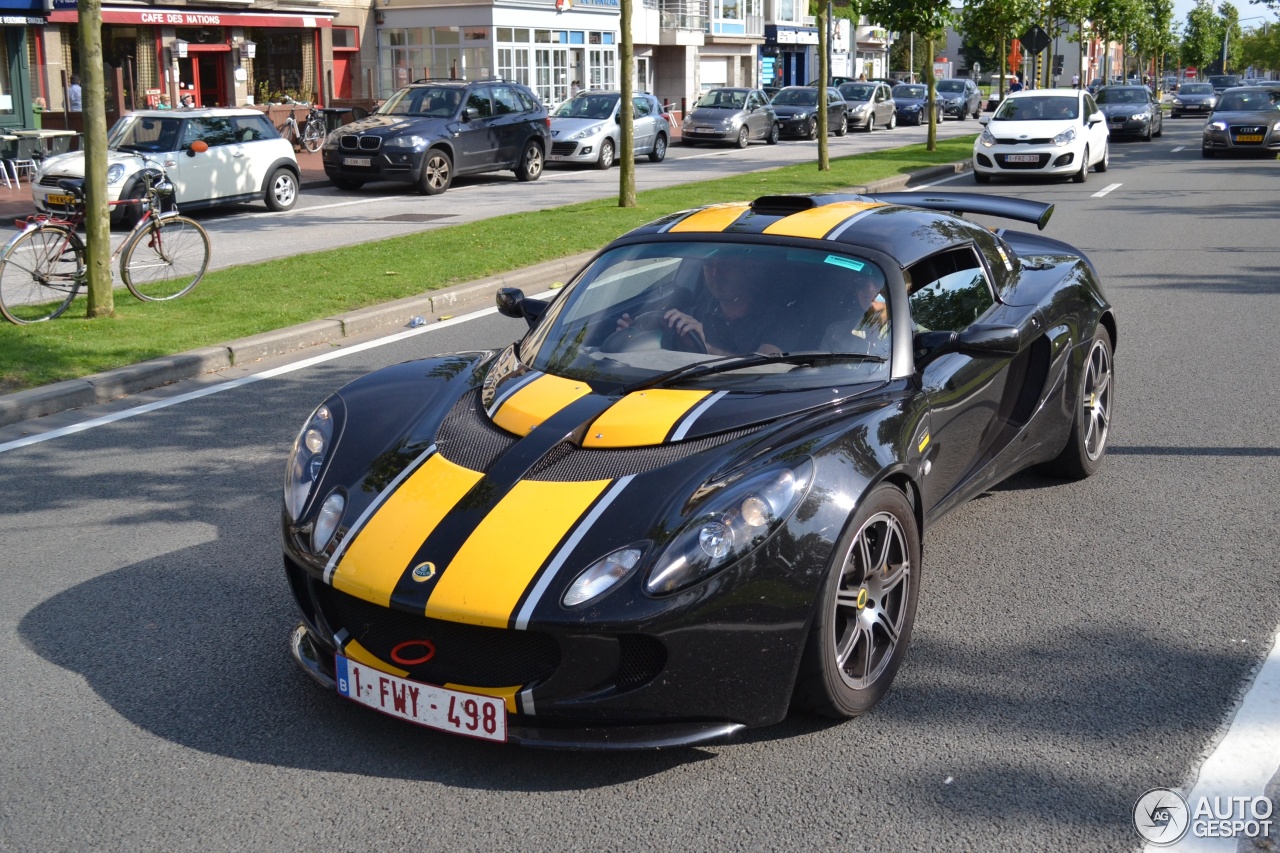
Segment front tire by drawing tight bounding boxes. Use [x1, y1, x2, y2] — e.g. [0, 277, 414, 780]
[835, 115, 848, 136]
[864, 114, 875, 133]
[515, 140, 544, 181]
[1041, 326, 1113, 479]
[1201, 146, 1214, 158]
[735, 125, 750, 148]
[418, 149, 453, 195]
[121, 216, 210, 301]
[974, 171, 991, 183]
[887, 112, 896, 130]
[766, 122, 780, 145]
[265, 168, 299, 212]
[648, 134, 668, 162]
[329, 175, 365, 191]
[806, 118, 818, 140]
[793, 484, 921, 718]
[596, 138, 615, 170]
[1096, 142, 1109, 172]
[1072, 145, 1089, 183]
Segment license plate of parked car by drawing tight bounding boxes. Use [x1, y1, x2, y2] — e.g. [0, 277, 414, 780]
[1006, 154, 1040, 163]
[343, 157, 371, 167]
[46, 193, 74, 206]
[1236, 134, 1263, 142]
[335, 654, 507, 742]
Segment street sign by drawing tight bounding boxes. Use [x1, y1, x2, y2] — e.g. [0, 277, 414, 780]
[1019, 24, 1050, 55]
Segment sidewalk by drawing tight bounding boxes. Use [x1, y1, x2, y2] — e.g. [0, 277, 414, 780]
[0, 159, 972, 428]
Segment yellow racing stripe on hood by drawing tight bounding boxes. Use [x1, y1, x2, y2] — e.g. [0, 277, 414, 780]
[444, 683, 521, 713]
[762, 201, 884, 239]
[332, 454, 483, 607]
[425, 478, 612, 628]
[668, 202, 751, 233]
[491, 373, 592, 436]
[583, 389, 711, 448]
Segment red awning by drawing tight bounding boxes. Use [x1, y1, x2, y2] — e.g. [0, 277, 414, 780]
[49, 7, 333, 27]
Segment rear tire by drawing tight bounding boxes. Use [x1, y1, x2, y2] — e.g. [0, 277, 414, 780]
[1040, 326, 1113, 479]
[792, 484, 921, 718]
[121, 216, 210, 301]
[0, 225, 83, 324]
[265, 168, 299, 212]
[419, 149, 453, 194]
[515, 141, 544, 181]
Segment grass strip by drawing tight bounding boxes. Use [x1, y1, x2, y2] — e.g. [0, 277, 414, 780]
[0, 136, 976, 392]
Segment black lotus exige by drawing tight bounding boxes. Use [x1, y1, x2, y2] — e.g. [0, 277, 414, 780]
[282, 192, 1116, 748]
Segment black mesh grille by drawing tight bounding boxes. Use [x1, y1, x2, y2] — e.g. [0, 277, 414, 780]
[527, 427, 758, 481]
[616, 635, 667, 691]
[551, 141, 578, 156]
[317, 585, 560, 687]
[435, 391, 518, 472]
[339, 136, 358, 150]
[359, 136, 382, 151]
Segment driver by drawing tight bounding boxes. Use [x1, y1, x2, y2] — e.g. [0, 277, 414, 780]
[619, 250, 790, 355]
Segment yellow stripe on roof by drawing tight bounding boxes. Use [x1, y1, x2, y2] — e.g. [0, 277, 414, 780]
[668, 202, 751, 233]
[583, 389, 711, 448]
[425, 478, 612, 628]
[332, 454, 483, 608]
[491, 372, 592, 436]
[762, 201, 884, 239]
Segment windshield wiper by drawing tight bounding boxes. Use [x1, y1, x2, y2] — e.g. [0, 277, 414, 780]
[624, 350, 886, 393]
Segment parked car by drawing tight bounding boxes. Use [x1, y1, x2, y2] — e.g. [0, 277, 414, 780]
[322, 79, 550, 195]
[936, 78, 983, 120]
[1094, 84, 1163, 140]
[769, 86, 848, 138]
[838, 81, 896, 131]
[681, 87, 779, 147]
[1202, 85, 1280, 157]
[548, 91, 669, 169]
[973, 87, 1110, 183]
[281, 189, 1116, 747]
[33, 108, 300, 226]
[892, 84, 942, 125]
[1170, 82, 1218, 118]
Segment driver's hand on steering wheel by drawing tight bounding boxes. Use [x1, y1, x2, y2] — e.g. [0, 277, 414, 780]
[616, 313, 634, 331]
[664, 309, 706, 348]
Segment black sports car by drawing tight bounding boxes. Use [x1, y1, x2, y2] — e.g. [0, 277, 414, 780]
[282, 192, 1116, 749]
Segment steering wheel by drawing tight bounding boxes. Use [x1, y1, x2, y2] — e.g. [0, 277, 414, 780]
[600, 311, 667, 352]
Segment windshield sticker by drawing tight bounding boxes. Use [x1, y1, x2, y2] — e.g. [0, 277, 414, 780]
[824, 255, 865, 272]
[995, 245, 1014, 271]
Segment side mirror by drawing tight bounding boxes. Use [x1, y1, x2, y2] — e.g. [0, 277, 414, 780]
[978, 115, 991, 125]
[1088, 111, 1104, 125]
[463, 106, 480, 122]
[187, 139, 209, 156]
[495, 287, 549, 328]
[956, 324, 1021, 357]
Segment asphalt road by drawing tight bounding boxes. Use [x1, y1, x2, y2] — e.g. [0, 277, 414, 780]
[1, 118, 1277, 852]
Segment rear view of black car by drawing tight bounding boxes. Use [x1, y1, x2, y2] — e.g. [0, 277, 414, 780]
[322, 79, 550, 195]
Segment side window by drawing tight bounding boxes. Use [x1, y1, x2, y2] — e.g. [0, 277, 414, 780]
[633, 97, 652, 118]
[184, 118, 236, 147]
[516, 88, 540, 112]
[231, 116, 267, 142]
[491, 85, 523, 115]
[1084, 93, 1098, 117]
[467, 87, 493, 118]
[249, 115, 279, 140]
[906, 248, 995, 333]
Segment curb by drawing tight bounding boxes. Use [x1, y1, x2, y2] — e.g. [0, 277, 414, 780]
[0, 159, 971, 429]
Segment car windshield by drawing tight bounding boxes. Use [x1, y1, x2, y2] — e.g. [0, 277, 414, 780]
[993, 95, 1079, 121]
[893, 85, 927, 99]
[1179, 84, 1214, 95]
[380, 86, 463, 118]
[696, 90, 746, 109]
[1216, 91, 1280, 111]
[108, 115, 182, 152]
[553, 93, 619, 119]
[519, 241, 892, 391]
[771, 89, 817, 106]
[838, 84, 876, 100]
[1208, 76, 1239, 87]
[936, 81, 965, 93]
[1096, 88, 1146, 103]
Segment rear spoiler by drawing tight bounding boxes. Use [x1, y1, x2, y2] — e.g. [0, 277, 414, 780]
[867, 192, 1055, 231]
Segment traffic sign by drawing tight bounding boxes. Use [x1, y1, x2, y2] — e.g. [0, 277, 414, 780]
[1019, 24, 1050, 55]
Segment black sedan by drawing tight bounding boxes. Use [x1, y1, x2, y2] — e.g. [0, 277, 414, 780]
[892, 83, 942, 125]
[770, 86, 848, 138]
[1170, 82, 1217, 118]
[282, 191, 1116, 749]
[1202, 86, 1280, 157]
[1095, 85, 1163, 140]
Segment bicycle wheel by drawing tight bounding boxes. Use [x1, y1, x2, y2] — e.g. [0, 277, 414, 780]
[302, 118, 326, 153]
[120, 215, 210, 301]
[0, 224, 83, 324]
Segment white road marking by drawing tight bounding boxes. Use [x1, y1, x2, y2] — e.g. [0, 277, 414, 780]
[1091, 182, 1122, 198]
[1172, 146, 1186, 152]
[1145, 625, 1280, 851]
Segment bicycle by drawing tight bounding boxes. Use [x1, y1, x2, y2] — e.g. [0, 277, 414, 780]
[276, 98, 326, 153]
[0, 151, 211, 325]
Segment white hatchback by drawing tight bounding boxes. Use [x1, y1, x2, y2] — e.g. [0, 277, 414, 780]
[973, 88, 1110, 183]
[32, 108, 301, 226]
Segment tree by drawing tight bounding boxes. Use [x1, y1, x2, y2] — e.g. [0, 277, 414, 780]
[1218, 2, 1243, 73]
[1181, 0, 1222, 75]
[865, 0, 953, 150]
[618, 0, 635, 207]
[81, 0, 112, 317]
[959, 0, 1037, 102]
[1238, 20, 1280, 71]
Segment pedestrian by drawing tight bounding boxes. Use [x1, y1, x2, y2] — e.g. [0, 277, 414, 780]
[68, 75, 82, 112]
[570, 79, 581, 96]
[156, 94, 172, 110]
[1071, 73, 1080, 89]
[1010, 73, 1024, 94]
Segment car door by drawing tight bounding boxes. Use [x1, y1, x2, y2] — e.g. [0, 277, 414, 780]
[743, 91, 764, 137]
[875, 84, 892, 126]
[1083, 92, 1108, 160]
[230, 113, 277, 197]
[907, 246, 1018, 514]
[456, 85, 499, 172]
[170, 116, 239, 203]
[631, 96, 655, 154]
[489, 84, 531, 165]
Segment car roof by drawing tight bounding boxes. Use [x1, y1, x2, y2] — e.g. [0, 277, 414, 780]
[1005, 88, 1080, 98]
[127, 108, 265, 118]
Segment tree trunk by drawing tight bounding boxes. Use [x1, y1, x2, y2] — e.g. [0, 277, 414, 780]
[618, 0, 636, 208]
[81, 0, 113, 318]
[999, 34, 1007, 101]
[926, 37, 936, 151]
[817, 4, 829, 171]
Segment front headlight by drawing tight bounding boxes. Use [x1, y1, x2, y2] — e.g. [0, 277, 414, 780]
[682, 117, 694, 129]
[1272, 120, 1280, 131]
[1172, 98, 1183, 105]
[1053, 127, 1077, 146]
[312, 490, 347, 554]
[644, 460, 813, 596]
[850, 104, 867, 114]
[563, 546, 645, 607]
[979, 128, 997, 148]
[793, 111, 809, 121]
[1209, 120, 1227, 131]
[1131, 111, 1150, 121]
[904, 104, 921, 111]
[566, 123, 605, 141]
[106, 164, 126, 185]
[285, 402, 337, 521]
[384, 135, 426, 149]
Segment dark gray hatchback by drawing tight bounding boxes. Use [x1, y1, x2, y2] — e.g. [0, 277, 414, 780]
[322, 79, 551, 195]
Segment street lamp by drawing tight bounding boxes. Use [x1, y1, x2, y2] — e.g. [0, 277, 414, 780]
[1225, 16, 1267, 73]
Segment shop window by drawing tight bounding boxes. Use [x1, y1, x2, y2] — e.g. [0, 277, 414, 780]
[464, 29, 488, 43]
[333, 28, 358, 50]
[433, 28, 461, 46]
